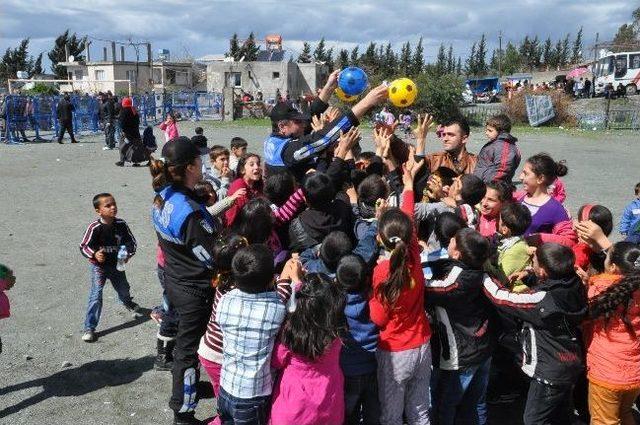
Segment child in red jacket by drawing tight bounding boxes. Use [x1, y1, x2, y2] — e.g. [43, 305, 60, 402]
[369, 160, 432, 424]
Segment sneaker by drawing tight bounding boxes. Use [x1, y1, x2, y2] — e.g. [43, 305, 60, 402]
[115, 161, 125, 167]
[126, 303, 144, 319]
[82, 330, 97, 343]
[102, 146, 111, 151]
[132, 162, 141, 167]
[173, 412, 201, 425]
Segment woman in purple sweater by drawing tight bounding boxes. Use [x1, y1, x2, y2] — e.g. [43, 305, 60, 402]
[515, 153, 576, 246]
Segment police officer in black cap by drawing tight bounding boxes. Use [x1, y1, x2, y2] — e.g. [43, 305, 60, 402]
[150, 137, 218, 424]
[263, 71, 389, 182]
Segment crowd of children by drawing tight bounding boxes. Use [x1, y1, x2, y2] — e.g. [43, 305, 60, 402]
[63, 78, 640, 425]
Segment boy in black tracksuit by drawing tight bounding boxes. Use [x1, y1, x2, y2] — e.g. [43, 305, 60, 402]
[79, 193, 141, 342]
[482, 243, 587, 425]
[425, 228, 494, 425]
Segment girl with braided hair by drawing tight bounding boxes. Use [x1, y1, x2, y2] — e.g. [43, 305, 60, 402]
[585, 241, 640, 424]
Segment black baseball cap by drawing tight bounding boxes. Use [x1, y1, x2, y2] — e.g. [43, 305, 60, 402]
[270, 101, 309, 122]
[161, 137, 200, 166]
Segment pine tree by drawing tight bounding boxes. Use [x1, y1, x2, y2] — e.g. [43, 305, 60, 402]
[476, 34, 488, 76]
[298, 42, 312, 63]
[466, 42, 477, 75]
[240, 32, 260, 61]
[551, 39, 563, 69]
[542, 37, 553, 70]
[411, 36, 424, 76]
[560, 33, 571, 67]
[489, 49, 498, 73]
[383, 43, 396, 78]
[502, 42, 520, 75]
[435, 44, 447, 76]
[313, 37, 327, 62]
[0, 38, 40, 82]
[398, 41, 412, 75]
[571, 27, 583, 64]
[227, 33, 241, 60]
[530, 36, 541, 69]
[362, 42, 377, 72]
[447, 45, 454, 73]
[325, 47, 334, 69]
[519, 36, 531, 70]
[32, 53, 43, 76]
[350, 46, 359, 64]
[48, 30, 86, 78]
[456, 56, 463, 75]
[337, 49, 349, 68]
[612, 24, 638, 52]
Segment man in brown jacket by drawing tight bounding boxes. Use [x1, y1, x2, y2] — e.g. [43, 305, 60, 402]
[415, 115, 477, 176]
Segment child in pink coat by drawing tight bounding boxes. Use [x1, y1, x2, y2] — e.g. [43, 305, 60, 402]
[158, 112, 179, 142]
[270, 273, 345, 425]
[0, 264, 16, 353]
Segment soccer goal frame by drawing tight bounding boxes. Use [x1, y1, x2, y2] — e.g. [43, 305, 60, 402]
[7, 79, 133, 96]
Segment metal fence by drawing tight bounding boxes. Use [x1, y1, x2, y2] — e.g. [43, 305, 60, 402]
[460, 105, 504, 126]
[576, 109, 640, 130]
[1, 91, 224, 144]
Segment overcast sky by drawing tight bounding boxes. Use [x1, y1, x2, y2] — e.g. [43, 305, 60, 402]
[1, 0, 636, 70]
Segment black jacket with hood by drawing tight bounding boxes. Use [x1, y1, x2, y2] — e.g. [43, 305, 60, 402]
[482, 274, 587, 385]
[425, 259, 495, 370]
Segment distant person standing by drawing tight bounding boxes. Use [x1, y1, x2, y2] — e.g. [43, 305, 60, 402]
[57, 94, 77, 144]
[102, 95, 116, 150]
[583, 78, 592, 99]
[116, 97, 149, 167]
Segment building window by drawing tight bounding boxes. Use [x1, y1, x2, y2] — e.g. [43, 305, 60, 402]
[272, 72, 280, 79]
[94, 70, 105, 81]
[126, 70, 137, 82]
[74, 70, 83, 80]
[227, 72, 241, 87]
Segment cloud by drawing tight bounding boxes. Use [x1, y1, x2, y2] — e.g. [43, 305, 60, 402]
[0, 0, 633, 69]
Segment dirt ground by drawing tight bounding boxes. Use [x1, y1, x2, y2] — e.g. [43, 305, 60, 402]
[0, 121, 639, 424]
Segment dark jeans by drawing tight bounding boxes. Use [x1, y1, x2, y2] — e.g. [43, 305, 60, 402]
[344, 371, 380, 425]
[165, 280, 213, 413]
[84, 264, 135, 331]
[104, 121, 115, 148]
[434, 357, 491, 425]
[218, 388, 271, 425]
[523, 380, 574, 425]
[57, 120, 76, 143]
[157, 266, 178, 339]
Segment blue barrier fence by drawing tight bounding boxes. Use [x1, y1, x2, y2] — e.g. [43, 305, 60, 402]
[1, 92, 223, 144]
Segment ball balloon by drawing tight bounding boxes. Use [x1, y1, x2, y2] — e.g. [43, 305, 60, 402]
[388, 78, 418, 107]
[338, 66, 368, 96]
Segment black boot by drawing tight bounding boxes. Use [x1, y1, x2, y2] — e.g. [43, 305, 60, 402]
[154, 338, 175, 371]
[173, 411, 201, 425]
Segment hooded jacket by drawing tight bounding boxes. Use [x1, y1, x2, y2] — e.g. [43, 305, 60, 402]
[425, 259, 494, 370]
[473, 132, 521, 184]
[483, 274, 587, 385]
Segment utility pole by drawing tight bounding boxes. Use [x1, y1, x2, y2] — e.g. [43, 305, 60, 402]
[498, 30, 503, 77]
[592, 32, 599, 98]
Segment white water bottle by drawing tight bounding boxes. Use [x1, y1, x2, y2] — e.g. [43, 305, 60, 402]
[116, 245, 128, 271]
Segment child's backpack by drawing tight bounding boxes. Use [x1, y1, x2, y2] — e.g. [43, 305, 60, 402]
[143, 126, 157, 152]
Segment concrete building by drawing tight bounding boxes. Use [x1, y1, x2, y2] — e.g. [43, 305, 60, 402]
[206, 61, 328, 101]
[59, 43, 203, 94]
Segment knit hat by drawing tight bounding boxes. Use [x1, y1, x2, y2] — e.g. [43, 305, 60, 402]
[122, 97, 133, 108]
